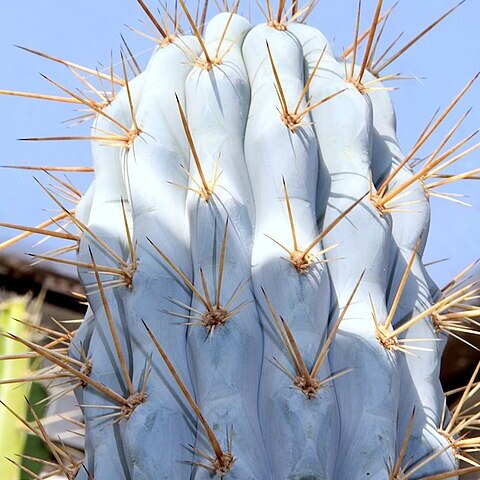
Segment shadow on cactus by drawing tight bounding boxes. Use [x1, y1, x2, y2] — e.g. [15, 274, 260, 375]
[1, 0, 480, 479]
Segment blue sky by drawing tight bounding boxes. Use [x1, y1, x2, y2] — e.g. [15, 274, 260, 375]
[0, 0, 478, 287]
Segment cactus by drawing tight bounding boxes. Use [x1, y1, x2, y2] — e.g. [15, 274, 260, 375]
[1, 1, 480, 479]
[0, 297, 33, 479]
[0, 295, 50, 479]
